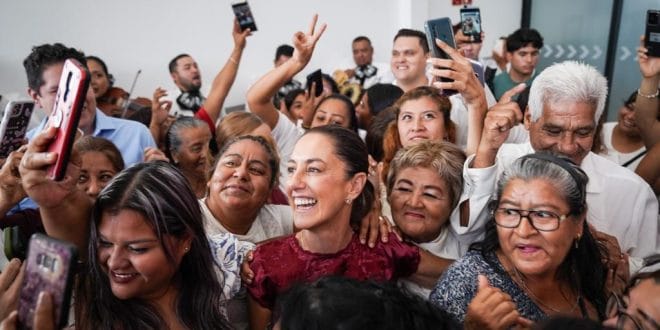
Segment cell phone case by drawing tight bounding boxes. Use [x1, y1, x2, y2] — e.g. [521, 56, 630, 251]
[45, 58, 90, 181]
[18, 233, 78, 329]
[232, 1, 257, 32]
[0, 101, 34, 159]
[424, 17, 457, 95]
[306, 69, 324, 97]
[645, 10, 660, 57]
[460, 8, 482, 42]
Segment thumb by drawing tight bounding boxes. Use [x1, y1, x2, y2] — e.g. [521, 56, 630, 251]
[477, 274, 490, 290]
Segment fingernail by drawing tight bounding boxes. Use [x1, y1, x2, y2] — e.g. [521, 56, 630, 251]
[46, 152, 57, 161]
[360, 239, 366, 244]
[369, 242, 375, 248]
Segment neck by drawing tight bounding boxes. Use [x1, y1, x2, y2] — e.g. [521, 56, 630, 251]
[149, 284, 185, 330]
[612, 124, 643, 152]
[297, 222, 354, 254]
[205, 198, 260, 235]
[399, 76, 429, 92]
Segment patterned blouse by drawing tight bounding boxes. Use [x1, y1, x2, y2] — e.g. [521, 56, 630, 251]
[429, 250, 546, 324]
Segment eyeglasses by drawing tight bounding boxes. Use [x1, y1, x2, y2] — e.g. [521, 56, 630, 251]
[493, 208, 568, 232]
[606, 293, 659, 330]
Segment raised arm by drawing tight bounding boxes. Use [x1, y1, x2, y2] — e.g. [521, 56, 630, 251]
[18, 128, 92, 259]
[203, 19, 252, 123]
[246, 14, 326, 129]
[635, 36, 660, 147]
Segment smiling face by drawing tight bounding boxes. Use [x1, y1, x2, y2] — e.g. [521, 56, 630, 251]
[87, 58, 111, 98]
[207, 139, 272, 214]
[311, 98, 352, 129]
[78, 151, 119, 201]
[525, 101, 596, 165]
[496, 178, 583, 278]
[388, 166, 453, 243]
[171, 125, 212, 178]
[616, 103, 640, 138]
[97, 209, 189, 301]
[397, 96, 447, 147]
[28, 62, 98, 134]
[391, 36, 428, 86]
[286, 133, 361, 231]
[171, 56, 201, 92]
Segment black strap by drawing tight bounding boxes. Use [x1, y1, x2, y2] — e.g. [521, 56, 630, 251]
[621, 149, 647, 168]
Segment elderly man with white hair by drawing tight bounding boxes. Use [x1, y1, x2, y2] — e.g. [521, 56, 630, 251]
[465, 60, 658, 275]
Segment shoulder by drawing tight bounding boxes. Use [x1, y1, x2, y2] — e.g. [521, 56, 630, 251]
[584, 152, 650, 187]
[255, 204, 294, 236]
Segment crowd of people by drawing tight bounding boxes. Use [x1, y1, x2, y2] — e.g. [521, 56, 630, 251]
[0, 8, 658, 330]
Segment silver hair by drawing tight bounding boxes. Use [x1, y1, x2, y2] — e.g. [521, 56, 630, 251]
[167, 117, 209, 156]
[528, 61, 608, 125]
[496, 154, 588, 216]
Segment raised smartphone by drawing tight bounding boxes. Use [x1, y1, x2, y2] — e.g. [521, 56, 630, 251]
[0, 100, 34, 159]
[17, 234, 78, 329]
[306, 69, 324, 97]
[232, 1, 257, 32]
[45, 58, 90, 181]
[460, 7, 482, 43]
[645, 9, 660, 57]
[424, 17, 458, 95]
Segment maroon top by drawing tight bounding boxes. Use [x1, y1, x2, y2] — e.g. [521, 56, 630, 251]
[247, 232, 420, 309]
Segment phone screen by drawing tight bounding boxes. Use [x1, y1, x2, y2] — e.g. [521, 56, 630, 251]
[460, 8, 482, 42]
[232, 1, 257, 32]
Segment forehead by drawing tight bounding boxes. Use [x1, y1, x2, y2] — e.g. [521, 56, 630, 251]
[223, 139, 269, 160]
[99, 209, 154, 236]
[317, 99, 350, 117]
[395, 166, 444, 185]
[87, 59, 104, 72]
[81, 151, 113, 168]
[514, 45, 540, 53]
[176, 56, 196, 67]
[41, 62, 64, 88]
[353, 40, 371, 49]
[393, 36, 424, 52]
[501, 178, 568, 207]
[291, 133, 336, 160]
[400, 96, 440, 113]
[539, 101, 596, 126]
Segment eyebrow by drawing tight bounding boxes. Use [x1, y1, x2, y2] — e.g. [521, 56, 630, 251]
[498, 198, 563, 210]
[287, 158, 326, 165]
[98, 236, 159, 245]
[222, 153, 243, 159]
[396, 178, 443, 191]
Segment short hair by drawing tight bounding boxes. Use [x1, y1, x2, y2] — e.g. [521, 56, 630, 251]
[283, 88, 306, 111]
[165, 117, 210, 162]
[23, 43, 87, 92]
[303, 125, 374, 227]
[393, 29, 429, 53]
[215, 135, 280, 189]
[276, 276, 459, 330]
[274, 44, 294, 62]
[386, 140, 466, 210]
[316, 94, 359, 133]
[528, 61, 608, 125]
[74, 136, 125, 172]
[169, 53, 191, 74]
[84, 162, 230, 329]
[366, 84, 404, 116]
[352, 36, 372, 45]
[505, 28, 544, 52]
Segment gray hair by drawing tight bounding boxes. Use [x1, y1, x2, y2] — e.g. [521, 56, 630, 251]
[528, 61, 607, 125]
[496, 153, 588, 216]
[166, 117, 210, 161]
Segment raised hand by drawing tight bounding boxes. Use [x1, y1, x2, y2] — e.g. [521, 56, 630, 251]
[0, 145, 28, 212]
[637, 35, 660, 79]
[465, 275, 523, 330]
[291, 14, 327, 67]
[428, 38, 485, 105]
[232, 18, 252, 50]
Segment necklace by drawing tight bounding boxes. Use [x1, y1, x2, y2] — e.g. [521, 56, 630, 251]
[511, 267, 581, 314]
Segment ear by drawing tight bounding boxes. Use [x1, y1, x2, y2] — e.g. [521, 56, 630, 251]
[346, 172, 367, 200]
[575, 213, 586, 238]
[27, 88, 42, 108]
[523, 110, 532, 131]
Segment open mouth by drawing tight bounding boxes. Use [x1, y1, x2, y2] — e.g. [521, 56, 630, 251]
[111, 270, 138, 283]
[294, 197, 317, 210]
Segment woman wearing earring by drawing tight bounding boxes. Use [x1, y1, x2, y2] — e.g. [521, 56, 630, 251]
[246, 125, 449, 330]
[430, 153, 608, 328]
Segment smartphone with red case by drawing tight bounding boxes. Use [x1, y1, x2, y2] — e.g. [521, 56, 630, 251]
[0, 100, 34, 159]
[17, 234, 78, 329]
[45, 58, 89, 181]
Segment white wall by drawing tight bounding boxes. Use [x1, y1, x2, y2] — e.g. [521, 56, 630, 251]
[0, 0, 521, 110]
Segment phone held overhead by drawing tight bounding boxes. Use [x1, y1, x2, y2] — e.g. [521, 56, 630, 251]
[232, 1, 257, 32]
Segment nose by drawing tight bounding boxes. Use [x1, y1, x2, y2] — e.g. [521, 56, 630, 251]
[86, 178, 101, 199]
[407, 190, 423, 208]
[411, 117, 424, 131]
[232, 163, 248, 180]
[287, 167, 306, 190]
[106, 246, 128, 270]
[514, 214, 538, 237]
[556, 132, 578, 156]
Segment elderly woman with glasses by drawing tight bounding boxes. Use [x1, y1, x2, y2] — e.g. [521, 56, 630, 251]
[430, 153, 608, 328]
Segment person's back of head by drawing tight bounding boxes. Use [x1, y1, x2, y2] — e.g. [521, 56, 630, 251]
[505, 28, 544, 52]
[366, 106, 397, 162]
[276, 276, 459, 330]
[393, 28, 429, 54]
[366, 84, 404, 116]
[23, 43, 86, 92]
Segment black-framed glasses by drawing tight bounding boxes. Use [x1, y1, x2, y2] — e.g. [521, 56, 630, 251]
[492, 208, 568, 232]
[606, 293, 660, 330]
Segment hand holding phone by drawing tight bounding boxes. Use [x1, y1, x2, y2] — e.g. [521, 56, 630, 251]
[231, 1, 257, 32]
[645, 10, 660, 57]
[306, 69, 324, 97]
[18, 234, 78, 329]
[425, 17, 458, 95]
[44, 58, 90, 181]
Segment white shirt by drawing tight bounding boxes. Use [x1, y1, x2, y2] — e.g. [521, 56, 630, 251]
[464, 142, 659, 274]
[598, 122, 646, 171]
[270, 113, 304, 192]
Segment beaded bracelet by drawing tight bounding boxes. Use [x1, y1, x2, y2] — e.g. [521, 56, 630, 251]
[637, 88, 659, 99]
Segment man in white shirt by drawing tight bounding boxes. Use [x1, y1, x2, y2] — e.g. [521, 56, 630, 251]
[390, 29, 430, 92]
[466, 60, 658, 274]
[343, 36, 390, 90]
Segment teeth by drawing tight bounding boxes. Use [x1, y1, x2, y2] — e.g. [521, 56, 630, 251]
[113, 271, 135, 279]
[294, 198, 317, 207]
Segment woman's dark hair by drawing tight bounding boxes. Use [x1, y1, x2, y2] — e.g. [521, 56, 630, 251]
[471, 153, 607, 319]
[284, 88, 306, 111]
[165, 117, 210, 163]
[321, 73, 340, 93]
[86, 56, 109, 76]
[276, 276, 459, 330]
[77, 162, 229, 330]
[74, 136, 125, 172]
[315, 93, 359, 133]
[366, 106, 397, 162]
[215, 135, 280, 190]
[304, 125, 373, 227]
[366, 84, 404, 116]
